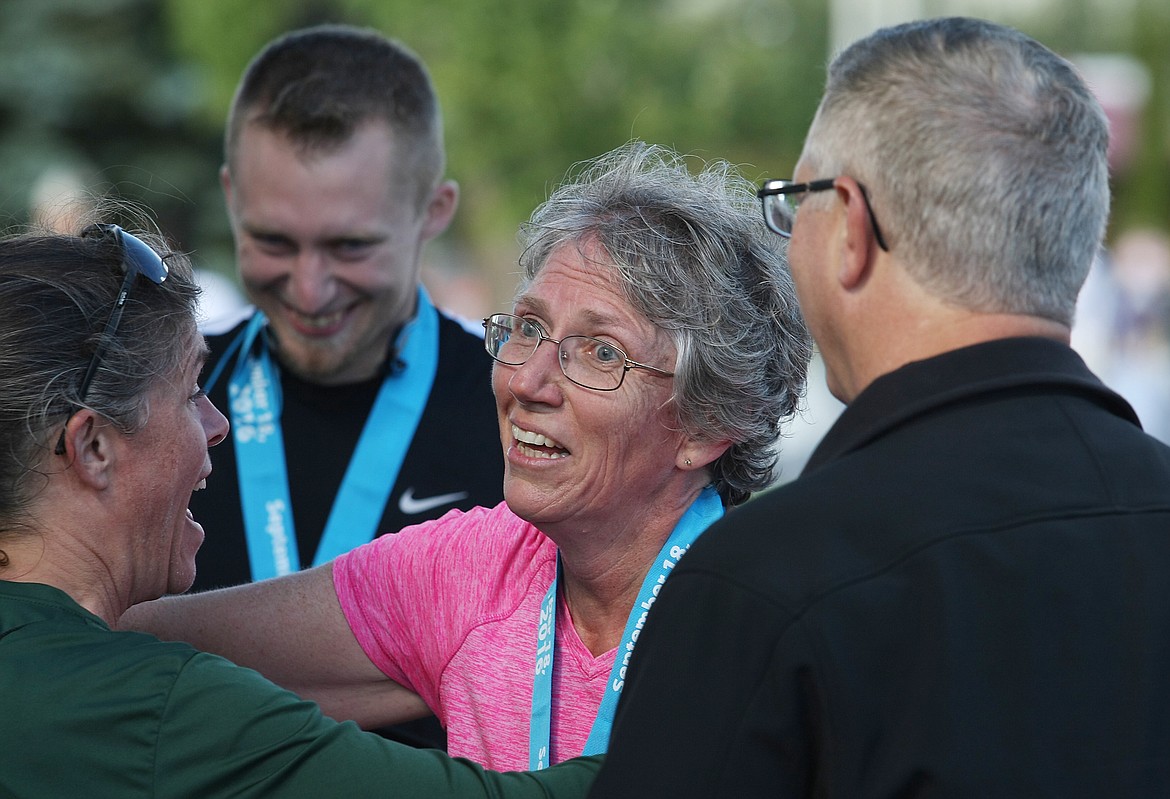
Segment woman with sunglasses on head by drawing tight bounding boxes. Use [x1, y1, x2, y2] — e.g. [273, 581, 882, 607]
[0, 223, 597, 797]
[123, 141, 812, 771]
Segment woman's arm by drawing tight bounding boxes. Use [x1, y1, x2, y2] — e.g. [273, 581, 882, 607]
[119, 562, 429, 727]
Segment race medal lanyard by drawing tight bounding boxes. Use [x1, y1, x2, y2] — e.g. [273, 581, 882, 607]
[528, 485, 724, 769]
[223, 286, 439, 580]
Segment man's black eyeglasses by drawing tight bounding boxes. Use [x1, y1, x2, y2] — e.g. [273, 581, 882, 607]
[55, 225, 170, 455]
[756, 178, 890, 252]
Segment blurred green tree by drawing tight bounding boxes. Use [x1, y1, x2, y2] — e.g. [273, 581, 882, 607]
[1114, 0, 1170, 233]
[161, 0, 829, 303]
[0, 0, 226, 265]
[2, 0, 1166, 308]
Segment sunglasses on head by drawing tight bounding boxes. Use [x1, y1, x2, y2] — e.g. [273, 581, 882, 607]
[54, 225, 170, 455]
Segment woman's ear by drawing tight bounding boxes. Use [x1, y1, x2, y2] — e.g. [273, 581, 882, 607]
[678, 438, 732, 472]
[59, 411, 114, 490]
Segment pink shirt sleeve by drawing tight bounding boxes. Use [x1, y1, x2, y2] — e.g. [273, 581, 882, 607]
[333, 503, 541, 715]
[335, 502, 617, 769]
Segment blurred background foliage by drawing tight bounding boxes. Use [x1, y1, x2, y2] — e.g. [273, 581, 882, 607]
[1, 0, 1167, 312]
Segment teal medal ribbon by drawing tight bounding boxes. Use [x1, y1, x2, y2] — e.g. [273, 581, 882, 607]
[222, 286, 439, 580]
[528, 485, 723, 768]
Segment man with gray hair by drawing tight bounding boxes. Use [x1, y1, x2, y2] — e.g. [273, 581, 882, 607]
[590, 17, 1170, 797]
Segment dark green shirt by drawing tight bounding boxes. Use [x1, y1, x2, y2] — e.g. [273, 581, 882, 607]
[0, 580, 598, 798]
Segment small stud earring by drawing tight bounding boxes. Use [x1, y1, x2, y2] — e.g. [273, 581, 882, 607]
[684, 458, 692, 466]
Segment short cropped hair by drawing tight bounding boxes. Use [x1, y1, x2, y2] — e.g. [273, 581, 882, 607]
[802, 17, 1110, 324]
[224, 24, 445, 205]
[517, 141, 812, 506]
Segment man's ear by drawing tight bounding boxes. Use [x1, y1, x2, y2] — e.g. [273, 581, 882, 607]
[420, 179, 459, 243]
[836, 176, 882, 290]
[60, 410, 114, 490]
[219, 163, 234, 208]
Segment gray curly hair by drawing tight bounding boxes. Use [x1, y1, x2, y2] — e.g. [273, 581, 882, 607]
[516, 141, 811, 506]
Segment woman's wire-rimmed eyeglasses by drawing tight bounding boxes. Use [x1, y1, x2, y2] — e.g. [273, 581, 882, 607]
[482, 313, 674, 391]
[756, 178, 890, 252]
[54, 225, 170, 455]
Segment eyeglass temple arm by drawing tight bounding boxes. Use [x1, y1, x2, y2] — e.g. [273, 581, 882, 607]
[626, 359, 674, 377]
[75, 270, 137, 400]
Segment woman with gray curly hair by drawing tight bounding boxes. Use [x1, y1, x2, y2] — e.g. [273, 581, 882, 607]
[123, 141, 810, 771]
[514, 141, 809, 505]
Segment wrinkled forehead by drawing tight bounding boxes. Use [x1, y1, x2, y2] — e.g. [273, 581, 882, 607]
[520, 240, 628, 312]
[517, 239, 669, 346]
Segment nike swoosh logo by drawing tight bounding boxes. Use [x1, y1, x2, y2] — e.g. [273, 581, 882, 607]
[398, 487, 470, 515]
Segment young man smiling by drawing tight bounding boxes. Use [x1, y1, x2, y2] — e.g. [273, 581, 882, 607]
[187, 25, 505, 748]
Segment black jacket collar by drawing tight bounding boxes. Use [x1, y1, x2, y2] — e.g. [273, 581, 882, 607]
[804, 337, 1139, 475]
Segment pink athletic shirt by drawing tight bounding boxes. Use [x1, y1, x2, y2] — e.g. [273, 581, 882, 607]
[333, 502, 613, 770]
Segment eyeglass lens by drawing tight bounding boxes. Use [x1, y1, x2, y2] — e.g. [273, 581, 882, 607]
[763, 193, 797, 236]
[484, 314, 628, 390]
